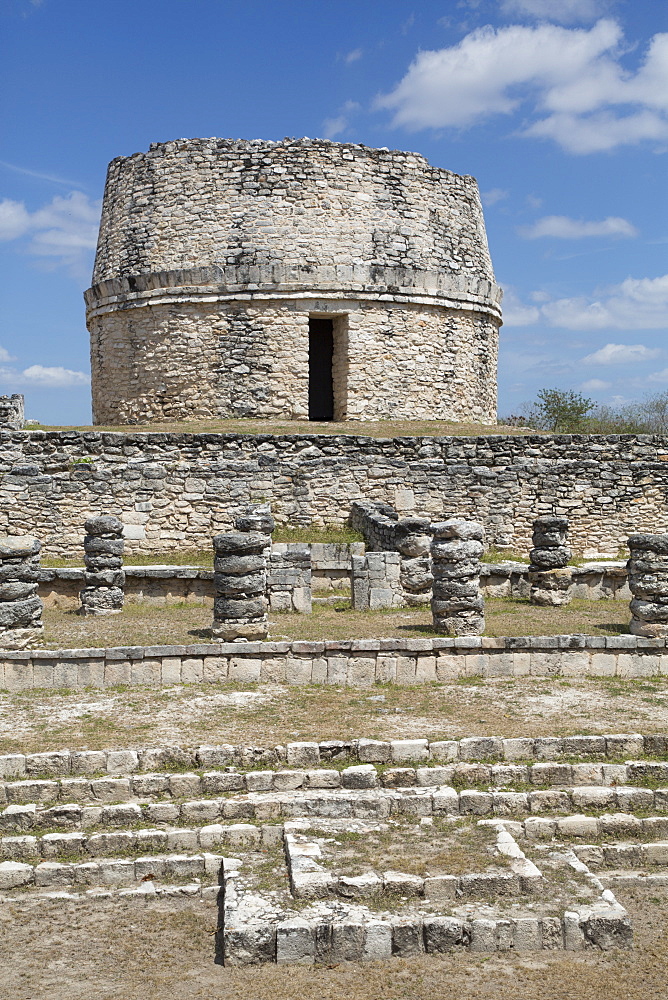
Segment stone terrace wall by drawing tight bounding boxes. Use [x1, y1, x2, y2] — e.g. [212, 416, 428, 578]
[0, 635, 666, 691]
[0, 430, 667, 557]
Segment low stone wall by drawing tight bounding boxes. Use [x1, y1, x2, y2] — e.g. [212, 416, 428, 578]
[1, 634, 666, 691]
[481, 562, 630, 600]
[35, 558, 631, 610]
[37, 543, 364, 609]
[310, 542, 364, 594]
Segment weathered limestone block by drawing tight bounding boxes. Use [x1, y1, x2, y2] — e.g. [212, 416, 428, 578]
[529, 516, 572, 607]
[268, 544, 312, 614]
[395, 518, 433, 606]
[79, 516, 125, 615]
[431, 520, 484, 635]
[0, 535, 43, 647]
[0, 394, 24, 430]
[351, 552, 403, 610]
[213, 506, 274, 640]
[628, 533, 668, 637]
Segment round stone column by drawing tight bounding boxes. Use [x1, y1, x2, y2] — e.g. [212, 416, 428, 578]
[79, 516, 125, 615]
[430, 520, 485, 635]
[0, 535, 43, 647]
[627, 533, 668, 637]
[528, 516, 572, 606]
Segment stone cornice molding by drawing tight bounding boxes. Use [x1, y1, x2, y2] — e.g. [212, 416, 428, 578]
[85, 265, 503, 322]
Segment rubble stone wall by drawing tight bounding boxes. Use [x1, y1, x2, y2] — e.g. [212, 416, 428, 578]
[0, 430, 667, 558]
[86, 137, 501, 423]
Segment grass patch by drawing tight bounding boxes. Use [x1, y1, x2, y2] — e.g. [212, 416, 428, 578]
[483, 546, 529, 565]
[26, 417, 544, 438]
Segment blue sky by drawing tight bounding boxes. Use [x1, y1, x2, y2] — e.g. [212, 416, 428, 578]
[1, 0, 666, 424]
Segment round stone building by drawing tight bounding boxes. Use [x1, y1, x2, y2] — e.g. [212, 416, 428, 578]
[85, 137, 502, 424]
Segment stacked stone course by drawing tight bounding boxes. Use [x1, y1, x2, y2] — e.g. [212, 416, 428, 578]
[79, 517, 125, 615]
[431, 520, 484, 635]
[528, 516, 572, 607]
[395, 518, 433, 607]
[0, 535, 43, 647]
[212, 505, 274, 641]
[627, 533, 668, 637]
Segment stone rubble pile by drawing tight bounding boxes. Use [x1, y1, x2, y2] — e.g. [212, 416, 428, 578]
[212, 505, 274, 641]
[0, 535, 43, 647]
[430, 519, 485, 635]
[528, 516, 572, 607]
[79, 516, 125, 615]
[627, 532, 668, 637]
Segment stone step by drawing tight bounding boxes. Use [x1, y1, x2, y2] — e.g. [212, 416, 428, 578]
[0, 732, 659, 781]
[1, 820, 281, 861]
[2, 757, 667, 807]
[0, 850, 230, 891]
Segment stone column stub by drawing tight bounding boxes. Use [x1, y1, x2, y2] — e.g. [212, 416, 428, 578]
[430, 519, 485, 636]
[627, 532, 668, 637]
[212, 504, 274, 641]
[0, 534, 44, 647]
[79, 515, 125, 615]
[528, 515, 572, 607]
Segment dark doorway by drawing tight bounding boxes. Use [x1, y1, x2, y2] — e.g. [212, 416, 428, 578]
[308, 318, 334, 420]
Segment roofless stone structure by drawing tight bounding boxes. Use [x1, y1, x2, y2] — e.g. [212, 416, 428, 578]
[85, 137, 502, 424]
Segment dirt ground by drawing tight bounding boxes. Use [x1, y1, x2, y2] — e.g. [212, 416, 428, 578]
[0, 887, 665, 1000]
[2, 675, 668, 756]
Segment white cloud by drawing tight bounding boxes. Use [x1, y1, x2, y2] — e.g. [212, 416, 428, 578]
[322, 100, 361, 139]
[344, 48, 363, 64]
[0, 365, 90, 388]
[481, 187, 509, 206]
[581, 343, 662, 365]
[500, 0, 613, 24]
[519, 214, 637, 239]
[504, 274, 668, 331]
[501, 289, 540, 326]
[648, 368, 668, 383]
[375, 20, 668, 153]
[580, 378, 612, 390]
[524, 109, 668, 154]
[0, 191, 100, 279]
[541, 274, 668, 330]
[0, 199, 31, 241]
[0, 347, 16, 363]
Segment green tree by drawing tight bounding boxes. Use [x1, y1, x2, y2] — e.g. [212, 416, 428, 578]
[527, 388, 595, 432]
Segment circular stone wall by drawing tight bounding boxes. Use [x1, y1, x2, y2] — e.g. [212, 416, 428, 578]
[86, 137, 502, 424]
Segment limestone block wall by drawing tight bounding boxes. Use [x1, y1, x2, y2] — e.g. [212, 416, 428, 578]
[0, 430, 667, 559]
[88, 298, 498, 424]
[86, 137, 501, 424]
[1, 635, 667, 692]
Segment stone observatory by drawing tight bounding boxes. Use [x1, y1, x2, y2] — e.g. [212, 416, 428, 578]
[85, 137, 502, 424]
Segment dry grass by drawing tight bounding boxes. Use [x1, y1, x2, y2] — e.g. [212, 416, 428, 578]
[35, 597, 630, 650]
[28, 417, 542, 438]
[3, 674, 668, 756]
[319, 818, 509, 878]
